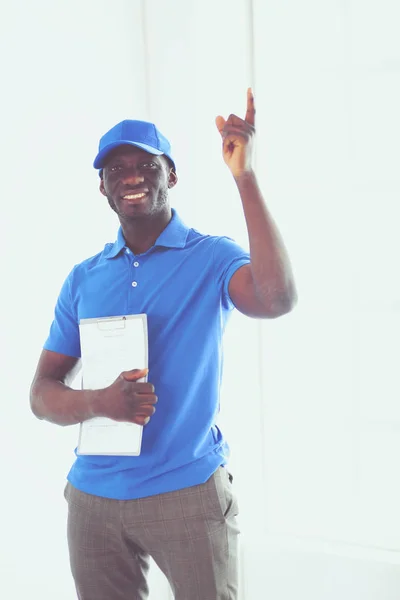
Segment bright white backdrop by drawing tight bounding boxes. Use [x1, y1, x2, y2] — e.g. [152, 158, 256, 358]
[1, 1, 400, 598]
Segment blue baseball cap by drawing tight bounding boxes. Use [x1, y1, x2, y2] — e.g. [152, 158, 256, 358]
[93, 119, 176, 172]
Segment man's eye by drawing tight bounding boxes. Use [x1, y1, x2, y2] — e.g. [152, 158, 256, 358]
[109, 165, 122, 172]
[142, 162, 157, 168]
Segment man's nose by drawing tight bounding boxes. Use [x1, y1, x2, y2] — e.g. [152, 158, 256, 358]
[121, 166, 145, 183]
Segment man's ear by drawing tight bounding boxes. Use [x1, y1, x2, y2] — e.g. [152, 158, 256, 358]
[99, 176, 107, 196]
[168, 169, 178, 189]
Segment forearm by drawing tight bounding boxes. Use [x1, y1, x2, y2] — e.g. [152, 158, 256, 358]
[30, 378, 104, 426]
[235, 170, 297, 312]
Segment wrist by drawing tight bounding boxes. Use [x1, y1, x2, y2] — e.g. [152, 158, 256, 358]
[86, 388, 107, 418]
[233, 168, 256, 184]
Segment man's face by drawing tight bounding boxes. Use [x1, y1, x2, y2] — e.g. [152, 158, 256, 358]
[100, 145, 177, 219]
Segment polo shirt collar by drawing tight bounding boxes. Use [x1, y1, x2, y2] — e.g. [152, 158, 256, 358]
[106, 209, 189, 259]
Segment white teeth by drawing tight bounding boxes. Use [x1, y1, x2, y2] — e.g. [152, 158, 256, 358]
[123, 193, 146, 200]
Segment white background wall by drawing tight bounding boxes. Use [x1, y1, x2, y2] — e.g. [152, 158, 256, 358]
[1, 0, 400, 598]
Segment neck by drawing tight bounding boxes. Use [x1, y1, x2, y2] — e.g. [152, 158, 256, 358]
[119, 207, 172, 255]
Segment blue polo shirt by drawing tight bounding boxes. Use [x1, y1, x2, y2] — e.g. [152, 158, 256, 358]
[44, 209, 250, 499]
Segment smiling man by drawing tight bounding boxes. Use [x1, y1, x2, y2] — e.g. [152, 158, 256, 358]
[30, 89, 297, 600]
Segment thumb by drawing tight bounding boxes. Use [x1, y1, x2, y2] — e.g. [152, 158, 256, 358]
[121, 368, 148, 382]
[215, 115, 226, 137]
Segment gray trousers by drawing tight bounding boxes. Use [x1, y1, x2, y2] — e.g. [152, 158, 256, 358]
[64, 466, 240, 600]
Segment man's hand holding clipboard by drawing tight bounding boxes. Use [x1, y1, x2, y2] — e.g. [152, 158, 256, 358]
[96, 367, 157, 426]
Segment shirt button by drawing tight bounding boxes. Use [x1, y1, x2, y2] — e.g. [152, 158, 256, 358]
[131, 281, 138, 287]
[133, 261, 139, 267]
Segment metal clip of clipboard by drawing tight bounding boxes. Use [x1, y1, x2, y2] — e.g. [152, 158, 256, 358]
[96, 315, 127, 337]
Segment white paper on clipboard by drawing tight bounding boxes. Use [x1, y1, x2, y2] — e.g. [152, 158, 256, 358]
[77, 314, 148, 456]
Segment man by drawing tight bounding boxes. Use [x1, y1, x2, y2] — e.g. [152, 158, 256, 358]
[30, 89, 296, 600]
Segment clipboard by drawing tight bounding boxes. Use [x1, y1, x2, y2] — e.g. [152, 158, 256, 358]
[77, 314, 148, 456]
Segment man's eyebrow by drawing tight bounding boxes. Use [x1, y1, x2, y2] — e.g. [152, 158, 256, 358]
[104, 153, 163, 170]
[139, 156, 160, 162]
[104, 156, 123, 165]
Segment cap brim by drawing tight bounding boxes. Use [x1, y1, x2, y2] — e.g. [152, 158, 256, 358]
[93, 141, 163, 169]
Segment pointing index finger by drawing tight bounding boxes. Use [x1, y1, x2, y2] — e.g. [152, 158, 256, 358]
[245, 87, 255, 126]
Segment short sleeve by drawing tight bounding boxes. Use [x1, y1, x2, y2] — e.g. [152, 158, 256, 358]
[43, 268, 81, 358]
[213, 236, 251, 310]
